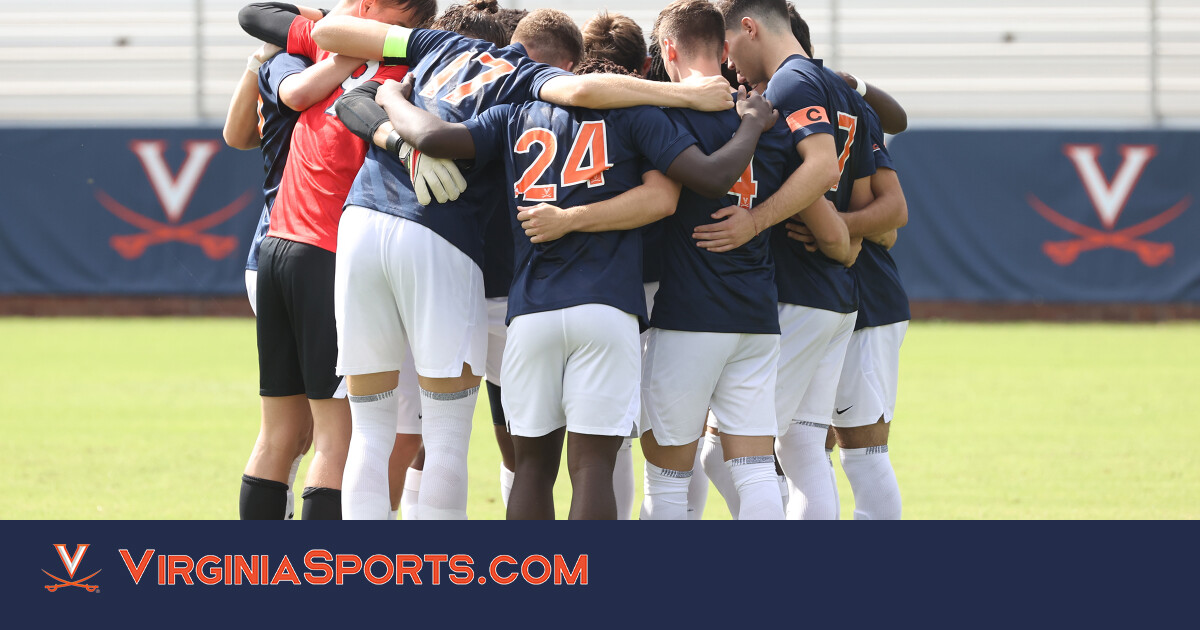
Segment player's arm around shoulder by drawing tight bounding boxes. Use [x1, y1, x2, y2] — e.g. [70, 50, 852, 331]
[278, 53, 364, 111]
[373, 76, 478, 160]
[537, 72, 734, 112]
[519, 170, 682, 244]
[223, 43, 280, 150]
[311, 15, 392, 61]
[668, 88, 777, 199]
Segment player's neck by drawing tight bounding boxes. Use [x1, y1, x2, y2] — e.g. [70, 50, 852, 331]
[675, 57, 724, 81]
[764, 37, 810, 81]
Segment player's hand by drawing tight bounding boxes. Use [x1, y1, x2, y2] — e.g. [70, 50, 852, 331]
[254, 43, 282, 63]
[377, 75, 415, 106]
[844, 237, 864, 268]
[735, 86, 778, 132]
[693, 205, 759, 253]
[680, 73, 736, 111]
[517, 203, 578, 243]
[784, 217, 820, 252]
[396, 140, 467, 205]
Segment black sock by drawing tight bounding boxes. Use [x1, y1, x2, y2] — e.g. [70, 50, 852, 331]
[240, 475, 288, 520]
[487, 381, 506, 427]
[301, 487, 342, 520]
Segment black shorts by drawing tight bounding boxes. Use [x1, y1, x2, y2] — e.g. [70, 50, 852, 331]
[256, 236, 342, 399]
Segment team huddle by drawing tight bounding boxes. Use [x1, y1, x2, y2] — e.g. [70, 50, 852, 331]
[223, 0, 909, 521]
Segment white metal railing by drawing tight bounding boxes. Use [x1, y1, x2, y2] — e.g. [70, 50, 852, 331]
[0, 0, 1195, 126]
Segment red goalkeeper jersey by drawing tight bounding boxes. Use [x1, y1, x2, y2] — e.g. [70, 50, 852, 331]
[266, 16, 409, 252]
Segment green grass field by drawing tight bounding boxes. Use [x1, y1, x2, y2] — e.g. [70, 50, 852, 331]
[2, 317, 1197, 519]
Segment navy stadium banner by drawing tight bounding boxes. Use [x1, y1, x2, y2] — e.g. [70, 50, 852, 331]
[1, 127, 1198, 302]
[887, 129, 1200, 302]
[0, 127, 263, 295]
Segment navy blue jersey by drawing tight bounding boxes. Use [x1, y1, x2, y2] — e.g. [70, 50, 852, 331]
[465, 102, 694, 327]
[641, 221, 665, 284]
[650, 105, 791, 335]
[852, 117, 910, 330]
[482, 202, 513, 298]
[246, 52, 308, 271]
[764, 55, 875, 313]
[345, 32, 571, 268]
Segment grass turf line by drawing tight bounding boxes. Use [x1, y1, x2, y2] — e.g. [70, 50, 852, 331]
[0, 318, 1196, 519]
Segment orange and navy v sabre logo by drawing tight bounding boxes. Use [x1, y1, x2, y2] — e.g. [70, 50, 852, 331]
[1028, 144, 1190, 267]
[44, 544, 100, 593]
[94, 139, 253, 260]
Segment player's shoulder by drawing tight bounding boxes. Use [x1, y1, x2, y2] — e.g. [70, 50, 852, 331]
[767, 56, 830, 98]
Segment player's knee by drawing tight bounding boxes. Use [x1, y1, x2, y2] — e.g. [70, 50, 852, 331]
[835, 417, 890, 449]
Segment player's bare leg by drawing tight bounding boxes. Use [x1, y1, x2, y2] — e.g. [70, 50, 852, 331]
[415, 366, 480, 520]
[639, 429, 699, 520]
[241, 394, 311, 519]
[508, 428, 565, 520]
[718, 433, 785, 520]
[388, 433, 421, 519]
[566, 433, 623, 520]
[834, 417, 899, 519]
[301, 396, 351, 519]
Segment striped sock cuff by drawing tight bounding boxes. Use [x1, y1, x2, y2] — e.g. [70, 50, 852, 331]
[420, 385, 480, 401]
[794, 420, 829, 430]
[348, 389, 395, 404]
[864, 445, 889, 455]
[728, 455, 775, 466]
[653, 465, 693, 479]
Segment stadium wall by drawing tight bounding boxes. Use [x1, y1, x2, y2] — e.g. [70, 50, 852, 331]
[0, 126, 1197, 319]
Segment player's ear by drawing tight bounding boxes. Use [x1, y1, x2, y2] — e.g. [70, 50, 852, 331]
[563, 59, 575, 73]
[641, 55, 651, 78]
[720, 40, 729, 65]
[663, 38, 677, 62]
[357, 0, 372, 18]
[742, 17, 756, 39]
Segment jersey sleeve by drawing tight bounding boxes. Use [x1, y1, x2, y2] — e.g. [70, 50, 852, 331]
[866, 110, 895, 172]
[261, 53, 312, 105]
[364, 63, 411, 86]
[462, 104, 515, 171]
[286, 15, 319, 59]
[381, 27, 457, 66]
[621, 106, 696, 174]
[773, 71, 835, 147]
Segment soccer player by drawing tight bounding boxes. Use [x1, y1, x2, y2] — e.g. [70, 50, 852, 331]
[235, 0, 436, 519]
[638, 0, 795, 521]
[309, 9, 735, 519]
[582, 11, 651, 78]
[786, 112, 909, 520]
[702, 0, 879, 521]
[373, 64, 776, 519]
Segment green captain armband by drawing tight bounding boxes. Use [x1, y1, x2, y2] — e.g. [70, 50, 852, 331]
[382, 25, 411, 65]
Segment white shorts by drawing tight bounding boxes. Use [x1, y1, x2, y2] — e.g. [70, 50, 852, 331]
[834, 321, 907, 428]
[394, 347, 422, 434]
[245, 269, 258, 316]
[643, 329, 779, 446]
[501, 304, 640, 438]
[485, 297, 508, 386]
[335, 206, 487, 379]
[775, 304, 857, 435]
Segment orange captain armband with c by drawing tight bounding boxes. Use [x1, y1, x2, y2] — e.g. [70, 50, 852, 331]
[785, 106, 829, 131]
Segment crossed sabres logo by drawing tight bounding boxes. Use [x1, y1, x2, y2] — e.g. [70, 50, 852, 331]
[43, 544, 100, 593]
[1028, 144, 1191, 267]
[94, 140, 254, 260]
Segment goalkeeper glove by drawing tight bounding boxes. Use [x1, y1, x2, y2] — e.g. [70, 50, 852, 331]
[387, 130, 468, 205]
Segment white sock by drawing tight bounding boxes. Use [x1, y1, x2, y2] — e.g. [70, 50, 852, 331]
[613, 437, 635, 520]
[416, 386, 477, 520]
[700, 432, 739, 519]
[499, 463, 515, 508]
[840, 445, 901, 520]
[285, 453, 302, 520]
[640, 462, 691, 520]
[827, 448, 840, 520]
[727, 456, 784, 520]
[387, 509, 398, 520]
[686, 443, 708, 520]
[775, 421, 839, 520]
[343, 389, 399, 520]
[400, 467, 421, 520]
